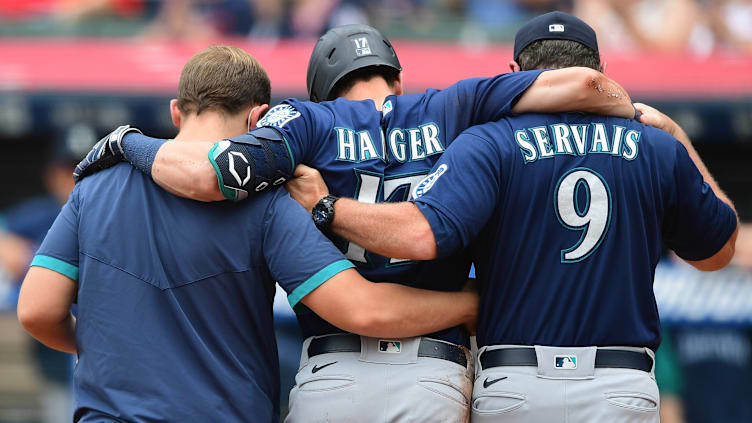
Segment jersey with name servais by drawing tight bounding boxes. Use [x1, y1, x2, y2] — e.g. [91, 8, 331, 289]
[231, 70, 545, 346]
[413, 113, 737, 351]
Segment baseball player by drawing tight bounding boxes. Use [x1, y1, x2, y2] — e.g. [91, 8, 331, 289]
[16, 46, 479, 422]
[73, 25, 638, 422]
[284, 13, 739, 423]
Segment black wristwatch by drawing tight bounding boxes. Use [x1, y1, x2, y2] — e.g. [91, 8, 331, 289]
[312, 195, 339, 233]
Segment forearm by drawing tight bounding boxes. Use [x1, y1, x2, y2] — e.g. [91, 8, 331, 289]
[330, 199, 437, 260]
[303, 268, 478, 337]
[574, 72, 634, 117]
[23, 313, 77, 355]
[654, 113, 739, 270]
[350, 283, 477, 338]
[513, 67, 634, 118]
[151, 141, 225, 202]
[677, 121, 738, 271]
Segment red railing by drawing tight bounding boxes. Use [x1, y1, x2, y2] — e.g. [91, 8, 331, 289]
[1, 38, 751, 97]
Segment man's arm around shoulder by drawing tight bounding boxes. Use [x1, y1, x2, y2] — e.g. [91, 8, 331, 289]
[330, 199, 437, 261]
[300, 268, 476, 338]
[513, 67, 636, 118]
[285, 164, 437, 261]
[269, 186, 469, 337]
[635, 102, 739, 271]
[152, 141, 225, 202]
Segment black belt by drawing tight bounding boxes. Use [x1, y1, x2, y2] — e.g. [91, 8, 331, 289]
[308, 334, 468, 368]
[480, 347, 653, 373]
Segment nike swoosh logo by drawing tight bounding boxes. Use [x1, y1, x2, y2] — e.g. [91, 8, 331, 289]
[311, 361, 338, 374]
[483, 376, 508, 389]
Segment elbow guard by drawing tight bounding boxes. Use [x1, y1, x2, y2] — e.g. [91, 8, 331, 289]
[208, 127, 294, 201]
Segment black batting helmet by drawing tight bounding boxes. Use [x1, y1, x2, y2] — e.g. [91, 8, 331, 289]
[306, 24, 402, 102]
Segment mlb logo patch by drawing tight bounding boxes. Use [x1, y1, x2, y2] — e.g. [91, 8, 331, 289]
[549, 24, 565, 32]
[353, 37, 372, 56]
[555, 355, 577, 369]
[379, 340, 401, 353]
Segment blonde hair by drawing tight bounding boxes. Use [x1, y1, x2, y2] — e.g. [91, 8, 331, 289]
[177, 46, 271, 116]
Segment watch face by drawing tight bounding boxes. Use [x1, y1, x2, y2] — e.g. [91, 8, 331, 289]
[313, 206, 328, 225]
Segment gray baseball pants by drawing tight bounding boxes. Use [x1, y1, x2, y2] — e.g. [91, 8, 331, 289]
[471, 345, 659, 423]
[285, 334, 474, 423]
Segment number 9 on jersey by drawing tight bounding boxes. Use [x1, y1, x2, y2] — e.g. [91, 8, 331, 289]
[554, 168, 612, 263]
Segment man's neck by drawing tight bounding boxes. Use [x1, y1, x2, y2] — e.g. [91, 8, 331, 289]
[173, 112, 246, 142]
[342, 78, 394, 111]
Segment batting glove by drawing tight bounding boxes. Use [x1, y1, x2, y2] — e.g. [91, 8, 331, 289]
[73, 125, 143, 183]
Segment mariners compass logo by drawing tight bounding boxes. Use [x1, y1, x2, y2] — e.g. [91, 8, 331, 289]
[257, 104, 301, 129]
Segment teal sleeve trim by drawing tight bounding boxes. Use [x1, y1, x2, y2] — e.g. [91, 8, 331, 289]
[287, 259, 354, 308]
[281, 135, 296, 173]
[30, 255, 79, 281]
[208, 142, 238, 202]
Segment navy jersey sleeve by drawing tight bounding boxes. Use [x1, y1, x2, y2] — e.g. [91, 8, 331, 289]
[29, 187, 81, 281]
[412, 132, 502, 258]
[664, 141, 737, 261]
[253, 98, 333, 165]
[427, 70, 544, 136]
[263, 191, 354, 308]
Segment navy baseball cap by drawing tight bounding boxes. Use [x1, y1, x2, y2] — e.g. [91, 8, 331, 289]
[513, 11, 599, 62]
[49, 123, 97, 166]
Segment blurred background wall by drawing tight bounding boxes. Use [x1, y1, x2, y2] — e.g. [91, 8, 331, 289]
[0, 1, 750, 422]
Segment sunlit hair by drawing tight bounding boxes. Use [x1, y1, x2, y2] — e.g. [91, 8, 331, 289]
[177, 46, 271, 116]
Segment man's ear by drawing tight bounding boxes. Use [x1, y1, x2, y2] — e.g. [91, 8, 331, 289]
[170, 99, 181, 129]
[247, 104, 270, 130]
[392, 72, 404, 96]
[509, 60, 521, 72]
[601, 61, 608, 73]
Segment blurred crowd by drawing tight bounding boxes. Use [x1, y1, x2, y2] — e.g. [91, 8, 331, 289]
[0, 133, 85, 423]
[0, 0, 750, 54]
[652, 252, 752, 423]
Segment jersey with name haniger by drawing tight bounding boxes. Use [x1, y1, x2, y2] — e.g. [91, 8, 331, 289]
[231, 70, 545, 346]
[413, 113, 737, 351]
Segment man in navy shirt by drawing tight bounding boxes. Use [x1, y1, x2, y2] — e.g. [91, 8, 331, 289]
[16, 46, 478, 423]
[71, 25, 637, 422]
[285, 13, 739, 423]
